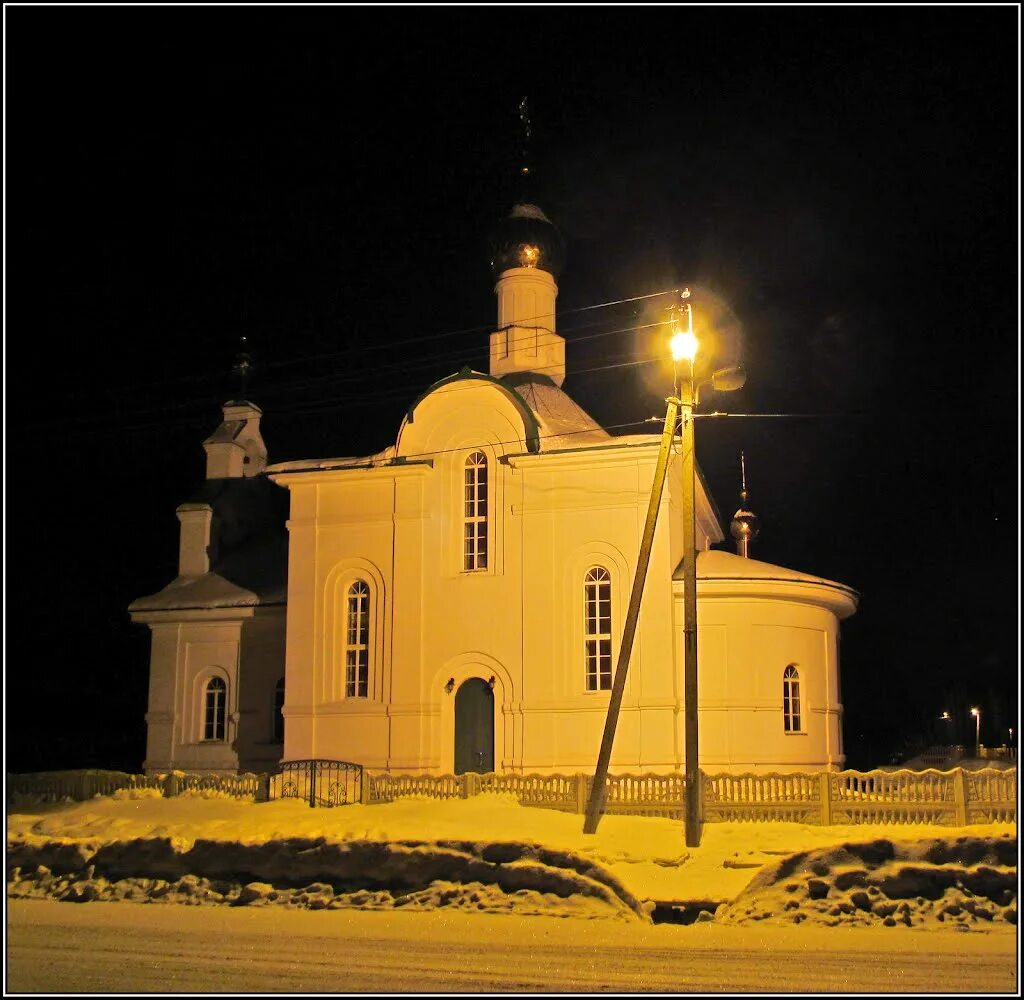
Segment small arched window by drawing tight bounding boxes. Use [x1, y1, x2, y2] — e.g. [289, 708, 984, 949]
[584, 567, 613, 691]
[345, 580, 370, 697]
[464, 451, 488, 571]
[273, 677, 285, 742]
[783, 665, 802, 733]
[203, 676, 227, 741]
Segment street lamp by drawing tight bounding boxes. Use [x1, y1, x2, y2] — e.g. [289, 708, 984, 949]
[970, 707, 981, 757]
[582, 288, 743, 840]
[669, 289, 744, 848]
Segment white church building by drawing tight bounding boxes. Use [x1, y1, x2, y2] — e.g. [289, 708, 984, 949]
[130, 201, 858, 777]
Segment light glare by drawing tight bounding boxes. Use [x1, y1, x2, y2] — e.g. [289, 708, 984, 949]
[670, 330, 699, 363]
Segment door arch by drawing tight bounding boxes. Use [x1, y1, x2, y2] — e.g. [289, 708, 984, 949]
[454, 678, 494, 774]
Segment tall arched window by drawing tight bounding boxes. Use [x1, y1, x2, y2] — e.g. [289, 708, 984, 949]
[464, 451, 488, 571]
[783, 665, 802, 733]
[273, 677, 285, 742]
[584, 567, 613, 691]
[345, 581, 370, 697]
[203, 676, 226, 741]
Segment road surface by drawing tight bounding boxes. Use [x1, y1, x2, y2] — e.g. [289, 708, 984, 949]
[6, 899, 1017, 993]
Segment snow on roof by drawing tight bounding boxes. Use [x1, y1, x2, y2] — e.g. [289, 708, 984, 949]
[130, 485, 288, 612]
[266, 446, 398, 475]
[675, 549, 858, 617]
[202, 419, 246, 446]
[509, 202, 552, 222]
[688, 549, 854, 590]
[128, 571, 283, 613]
[505, 375, 611, 449]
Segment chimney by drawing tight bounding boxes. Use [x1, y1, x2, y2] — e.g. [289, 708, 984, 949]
[176, 502, 214, 576]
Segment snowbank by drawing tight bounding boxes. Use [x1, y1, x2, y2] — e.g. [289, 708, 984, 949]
[7, 792, 1016, 928]
[717, 836, 1017, 930]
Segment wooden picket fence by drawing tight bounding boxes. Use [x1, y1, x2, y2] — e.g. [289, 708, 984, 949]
[8, 766, 1017, 827]
[6, 769, 266, 803]
[368, 767, 1017, 827]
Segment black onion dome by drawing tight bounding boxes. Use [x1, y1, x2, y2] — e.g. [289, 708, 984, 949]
[489, 203, 566, 279]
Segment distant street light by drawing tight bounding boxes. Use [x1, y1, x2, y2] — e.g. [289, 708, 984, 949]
[970, 707, 981, 756]
[670, 289, 744, 848]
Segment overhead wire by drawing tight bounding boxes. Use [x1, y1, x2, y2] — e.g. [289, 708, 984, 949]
[260, 287, 681, 372]
[263, 418, 666, 469]
[55, 285, 684, 400]
[49, 349, 672, 435]
[39, 317, 674, 431]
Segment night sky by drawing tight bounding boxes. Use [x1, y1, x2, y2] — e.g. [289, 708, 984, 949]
[6, 7, 1018, 773]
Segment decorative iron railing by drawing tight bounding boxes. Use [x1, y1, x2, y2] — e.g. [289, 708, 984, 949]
[269, 759, 363, 808]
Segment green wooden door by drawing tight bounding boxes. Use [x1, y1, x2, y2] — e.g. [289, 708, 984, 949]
[454, 678, 494, 774]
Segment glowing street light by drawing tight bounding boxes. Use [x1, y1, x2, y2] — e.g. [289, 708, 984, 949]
[583, 287, 743, 843]
[671, 288, 744, 848]
[670, 314, 699, 366]
[971, 707, 981, 756]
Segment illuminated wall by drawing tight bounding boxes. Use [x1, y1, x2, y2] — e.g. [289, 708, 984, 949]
[270, 373, 854, 775]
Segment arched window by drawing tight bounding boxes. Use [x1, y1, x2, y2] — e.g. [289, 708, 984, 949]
[345, 581, 370, 697]
[203, 676, 226, 741]
[273, 677, 285, 742]
[584, 567, 613, 691]
[464, 451, 488, 571]
[783, 665, 802, 733]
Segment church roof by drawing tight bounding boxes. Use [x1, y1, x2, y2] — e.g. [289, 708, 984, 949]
[128, 567, 285, 613]
[501, 373, 611, 449]
[266, 370, 621, 474]
[129, 477, 288, 613]
[675, 549, 859, 618]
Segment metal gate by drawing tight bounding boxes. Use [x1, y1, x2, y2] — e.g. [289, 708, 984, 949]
[269, 759, 363, 807]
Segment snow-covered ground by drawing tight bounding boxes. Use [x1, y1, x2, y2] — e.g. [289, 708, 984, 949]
[6, 789, 1017, 934]
[7, 899, 1019, 993]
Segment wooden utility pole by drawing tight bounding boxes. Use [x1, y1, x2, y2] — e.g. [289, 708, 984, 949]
[583, 398, 679, 834]
[680, 374, 701, 846]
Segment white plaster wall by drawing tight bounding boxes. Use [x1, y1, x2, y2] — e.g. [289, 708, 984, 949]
[274, 377, 849, 778]
[687, 594, 845, 772]
[143, 624, 182, 773]
[234, 609, 287, 773]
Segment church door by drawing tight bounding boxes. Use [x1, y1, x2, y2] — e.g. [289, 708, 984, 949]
[454, 678, 494, 774]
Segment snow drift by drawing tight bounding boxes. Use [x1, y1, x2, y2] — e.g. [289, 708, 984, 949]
[717, 835, 1017, 929]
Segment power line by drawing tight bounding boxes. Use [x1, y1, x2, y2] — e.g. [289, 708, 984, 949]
[59, 285, 683, 399]
[266, 418, 662, 469]
[34, 321, 672, 431]
[261, 287, 681, 372]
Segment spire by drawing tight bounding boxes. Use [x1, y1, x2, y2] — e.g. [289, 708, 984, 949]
[730, 452, 760, 557]
[517, 96, 533, 200]
[204, 336, 267, 479]
[231, 334, 255, 402]
[488, 99, 567, 386]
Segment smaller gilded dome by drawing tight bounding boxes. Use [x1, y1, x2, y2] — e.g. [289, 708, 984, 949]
[489, 203, 566, 279]
[730, 507, 760, 545]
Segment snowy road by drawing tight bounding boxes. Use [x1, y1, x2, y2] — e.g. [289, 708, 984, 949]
[7, 900, 1017, 993]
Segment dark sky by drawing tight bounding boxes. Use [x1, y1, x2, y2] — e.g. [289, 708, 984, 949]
[6, 7, 1019, 772]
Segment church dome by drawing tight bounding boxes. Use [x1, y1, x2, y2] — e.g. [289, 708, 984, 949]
[489, 202, 566, 279]
[730, 506, 760, 546]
